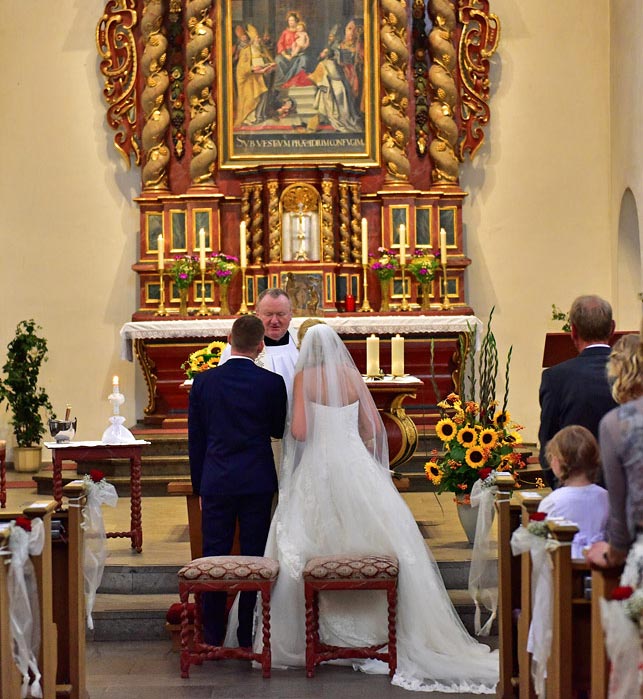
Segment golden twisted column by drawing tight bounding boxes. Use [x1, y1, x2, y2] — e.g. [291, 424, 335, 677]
[321, 179, 334, 262]
[350, 183, 362, 264]
[140, 0, 170, 191]
[251, 184, 264, 264]
[338, 183, 351, 263]
[185, 0, 216, 187]
[380, 0, 410, 183]
[427, 0, 459, 185]
[267, 180, 281, 262]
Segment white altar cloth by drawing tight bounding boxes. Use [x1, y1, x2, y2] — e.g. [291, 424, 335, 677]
[119, 316, 482, 361]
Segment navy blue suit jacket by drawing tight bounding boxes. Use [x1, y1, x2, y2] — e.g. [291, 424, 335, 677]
[538, 345, 617, 469]
[188, 357, 288, 497]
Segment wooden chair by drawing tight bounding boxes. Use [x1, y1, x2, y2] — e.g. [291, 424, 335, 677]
[302, 554, 399, 679]
[178, 555, 279, 679]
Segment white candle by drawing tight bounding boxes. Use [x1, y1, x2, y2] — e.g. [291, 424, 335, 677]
[366, 334, 380, 377]
[399, 224, 406, 266]
[199, 228, 206, 271]
[361, 217, 368, 266]
[112, 375, 120, 394]
[240, 221, 247, 268]
[157, 234, 164, 271]
[440, 227, 448, 262]
[391, 334, 405, 376]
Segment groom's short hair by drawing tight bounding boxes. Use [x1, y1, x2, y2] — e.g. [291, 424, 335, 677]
[231, 315, 264, 352]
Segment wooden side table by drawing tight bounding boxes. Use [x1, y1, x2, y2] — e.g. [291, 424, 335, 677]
[45, 440, 150, 552]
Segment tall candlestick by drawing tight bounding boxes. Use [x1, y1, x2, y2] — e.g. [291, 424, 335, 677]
[440, 227, 447, 262]
[361, 217, 368, 266]
[391, 334, 405, 376]
[157, 234, 164, 271]
[240, 221, 247, 268]
[112, 375, 120, 394]
[399, 224, 406, 266]
[366, 334, 380, 377]
[199, 228, 206, 271]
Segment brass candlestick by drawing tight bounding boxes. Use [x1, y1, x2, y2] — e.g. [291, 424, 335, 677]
[196, 269, 209, 316]
[238, 267, 249, 315]
[359, 263, 373, 312]
[441, 262, 451, 310]
[155, 269, 168, 316]
[399, 264, 410, 311]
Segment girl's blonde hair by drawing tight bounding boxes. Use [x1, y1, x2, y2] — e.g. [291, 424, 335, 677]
[544, 425, 601, 484]
[607, 333, 642, 404]
[297, 318, 326, 347]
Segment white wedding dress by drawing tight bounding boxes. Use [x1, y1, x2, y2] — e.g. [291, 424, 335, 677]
[227, 324, 499, 693]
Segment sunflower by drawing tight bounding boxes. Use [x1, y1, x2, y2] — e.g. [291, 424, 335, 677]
[424, 461, 442, 485]
[465, 445, 487, 468]
[479, 428, 499, 449]
[436, 418, 457, 442]
[493, 410, 511, 427]
[506, 431, 523, 444]
[456, 426, 477, 447]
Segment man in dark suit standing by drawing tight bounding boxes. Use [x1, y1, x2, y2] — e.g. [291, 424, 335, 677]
[538, 295, 617, 487]
[188, 315, 288, 647]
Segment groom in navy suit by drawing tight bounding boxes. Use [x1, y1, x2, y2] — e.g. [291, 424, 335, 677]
[538, 294, 617, 487]
[188, 314, 288, 647]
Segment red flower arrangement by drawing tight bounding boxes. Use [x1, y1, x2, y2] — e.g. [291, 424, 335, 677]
[89, 469, 105, 483]
[15, 516, 31, 532]
[529, 512, 547, 522]
[611, 586, 634, 601]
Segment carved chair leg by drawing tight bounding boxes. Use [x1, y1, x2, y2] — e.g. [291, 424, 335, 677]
[260, 587, 272, 678]
[387, 584, 398, 677]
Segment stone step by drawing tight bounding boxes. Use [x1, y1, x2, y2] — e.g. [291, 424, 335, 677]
[33, 471, 191, 498]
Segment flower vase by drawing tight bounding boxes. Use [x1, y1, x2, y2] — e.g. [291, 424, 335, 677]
[379, 280, 391, 313]
[178, 287, 189, 316]
[455, 495, 478, 545]
[419, 281, 432, 312]
[219, 284, 231, 316]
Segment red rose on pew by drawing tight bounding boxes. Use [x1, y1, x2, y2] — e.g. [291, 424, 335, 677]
[89, 469, 105, 483]
[611, 586, 634, 601]
[15, 516, 31, 532]
[479, 467, 493, 480]
[529, 512, 546, 522]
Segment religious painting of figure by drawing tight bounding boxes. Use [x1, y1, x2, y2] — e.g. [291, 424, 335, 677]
[218, 0, 379, 168]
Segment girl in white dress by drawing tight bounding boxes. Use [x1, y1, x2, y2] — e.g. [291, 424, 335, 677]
[256, 323, 499, 693]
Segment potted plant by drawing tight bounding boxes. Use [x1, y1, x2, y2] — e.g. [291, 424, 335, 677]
[0, 319, 54, 472]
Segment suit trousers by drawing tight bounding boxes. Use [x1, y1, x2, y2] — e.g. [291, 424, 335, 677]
[200, 492, 274, 647]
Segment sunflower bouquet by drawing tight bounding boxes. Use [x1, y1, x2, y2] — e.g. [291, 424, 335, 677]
[181, 341, 226, 379]
[424, 308, 527, 497]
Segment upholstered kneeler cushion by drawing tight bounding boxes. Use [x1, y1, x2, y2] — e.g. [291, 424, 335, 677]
[178, 555, 279, 582]
[303, 554, 399, 580]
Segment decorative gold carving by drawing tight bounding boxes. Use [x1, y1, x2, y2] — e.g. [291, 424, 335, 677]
[96, 1, 140, 168]
[350, 183, 362, 264]
[411, 0, 430, 157]
[141, 0, 171, 190]
[251, 184, 264, 264]
[321, 180, 334, 263]
[133, 339, 157, 416]
[427, 0, 459, 185]
[458, 1, 500, 160]
[186, 0, 216, 186]
[380, 0, 410, 182]
[267, 181, 281, 263]
[338, 183, 351, 263]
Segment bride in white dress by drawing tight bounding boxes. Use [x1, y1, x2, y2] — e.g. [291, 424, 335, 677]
[238, 323, 498, 693]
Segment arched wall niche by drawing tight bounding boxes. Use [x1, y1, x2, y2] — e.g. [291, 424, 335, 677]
[616, 187, 642, 327]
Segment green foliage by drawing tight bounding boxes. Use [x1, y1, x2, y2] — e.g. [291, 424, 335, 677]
[0, 320, 54, 447]
[551, 304, 571, 332]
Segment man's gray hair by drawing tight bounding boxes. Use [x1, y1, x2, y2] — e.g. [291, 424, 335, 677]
[569, 295, 613, 342]
[257, 288, 292, 308]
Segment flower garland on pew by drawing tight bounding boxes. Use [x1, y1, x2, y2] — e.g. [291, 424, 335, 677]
[7, 514, 45, 698]
[82, 469, 118, 629]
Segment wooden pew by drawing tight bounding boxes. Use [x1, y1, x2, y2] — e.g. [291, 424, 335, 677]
[0, 527, 22, 699]
[590, 564, 623, 699]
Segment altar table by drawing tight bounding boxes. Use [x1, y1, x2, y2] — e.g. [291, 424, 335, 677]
[120, 316, 481, 431]
[44, 440, 150, 553]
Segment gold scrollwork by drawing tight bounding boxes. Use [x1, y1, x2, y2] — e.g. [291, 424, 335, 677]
[96, 0, 140, 168]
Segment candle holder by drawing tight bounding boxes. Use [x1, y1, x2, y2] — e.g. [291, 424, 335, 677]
[441, 262, 451, 310]
[238, 267, 249, 315]
[399, 265, 410, 312]
[196, 269, 210, 316]
[154, 270, 168, 316]
[101, 389, 135, 444]
[359, 263, 373, 312]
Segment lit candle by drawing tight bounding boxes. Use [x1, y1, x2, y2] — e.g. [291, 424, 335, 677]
[199, 228, 206, 271]
[112, 375, 120, 394]
[399, 224, 406, 266]
[361, 217, 368, 266]
[391, 334, 405, 376]
[366, 334, 380, 377]
[440, 227, 448, 262]
[157, 234, 164, 271]
[240, 221, 247, 268]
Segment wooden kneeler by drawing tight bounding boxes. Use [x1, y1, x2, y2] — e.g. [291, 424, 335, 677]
[178, 555, 279, 679]
[303, 554, 399, 679]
